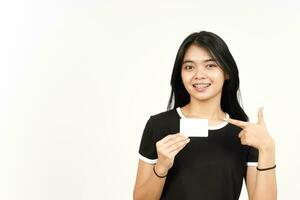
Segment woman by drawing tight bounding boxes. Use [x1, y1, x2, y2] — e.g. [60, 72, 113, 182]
[133, 31, 277, 200]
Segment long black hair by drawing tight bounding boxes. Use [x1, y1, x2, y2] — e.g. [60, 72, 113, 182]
[167, 31, 248, 122]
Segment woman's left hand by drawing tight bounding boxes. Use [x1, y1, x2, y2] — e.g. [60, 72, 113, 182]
[225, 107, 275, 151]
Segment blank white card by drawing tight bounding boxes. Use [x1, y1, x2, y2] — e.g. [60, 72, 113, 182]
[180, 118, 208, 137]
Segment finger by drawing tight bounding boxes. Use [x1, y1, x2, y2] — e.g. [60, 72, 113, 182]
[170, 140, 188, 157]
[166, 137, 190, 152]
[160, 133, 186, 144]
[226, 117, 248, 128]
[238, 131, 244, 138]
[169, 145, 186, 158]
[164, 135, 189, 148]
[167, 138, 190, 153]
[238, 131, 246, 144]
[257, 107, 265, 125]
[240, 136, 247, 145]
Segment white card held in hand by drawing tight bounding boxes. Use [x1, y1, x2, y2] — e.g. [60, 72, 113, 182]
[180, 118, 208, 137]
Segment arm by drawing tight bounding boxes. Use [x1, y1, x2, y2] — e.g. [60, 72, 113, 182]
[133, 133, 190, 200]
[246, 142, 277, 200]
[226, 108, 277, 200]
[133, 160, 168, 200]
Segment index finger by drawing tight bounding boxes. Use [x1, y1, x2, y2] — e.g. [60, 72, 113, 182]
[225, 117, 248, 128]
[160, 133, 188, 144]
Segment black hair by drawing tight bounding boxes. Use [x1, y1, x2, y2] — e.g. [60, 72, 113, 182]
[167, 31, 248, 121]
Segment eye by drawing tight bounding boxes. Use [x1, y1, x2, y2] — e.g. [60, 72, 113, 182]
[207, 64, 217, 68]
[184, 65, 194, 70]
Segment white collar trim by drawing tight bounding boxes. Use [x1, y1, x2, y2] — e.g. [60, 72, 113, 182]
[176, 107, 229, 130]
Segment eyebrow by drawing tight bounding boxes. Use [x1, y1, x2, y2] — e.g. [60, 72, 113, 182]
[182, 58, 216, 64]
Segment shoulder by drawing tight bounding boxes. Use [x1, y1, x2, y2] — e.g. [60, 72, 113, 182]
[150, 108, 177, 121]
[148, 108, 178, 129]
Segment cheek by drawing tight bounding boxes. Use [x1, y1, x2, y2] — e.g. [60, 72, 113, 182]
[210, 72, 225, 83]
[181, 71, 192, 83]
[181, 73, 194, 91]
[181, 78, 189, 89]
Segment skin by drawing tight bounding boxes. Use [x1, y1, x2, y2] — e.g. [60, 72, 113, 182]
[180, 44, 230, 126]
[226, 109, 277, 200]
[133, 44, 277, 200]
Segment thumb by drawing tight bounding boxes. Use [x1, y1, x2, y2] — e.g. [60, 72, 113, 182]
[257, 107, 265, 125]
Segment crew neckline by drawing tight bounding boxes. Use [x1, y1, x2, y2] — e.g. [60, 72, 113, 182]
[176, 107, 229, 130]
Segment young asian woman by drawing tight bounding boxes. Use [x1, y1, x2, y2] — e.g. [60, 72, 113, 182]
[133, 31, 277, 200]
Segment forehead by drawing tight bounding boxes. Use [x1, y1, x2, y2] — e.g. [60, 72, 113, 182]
[183, 45, 215, 64]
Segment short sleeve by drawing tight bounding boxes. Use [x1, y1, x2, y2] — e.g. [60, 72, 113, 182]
[138, 116, 158, 164]
[246, 146, 259, 166]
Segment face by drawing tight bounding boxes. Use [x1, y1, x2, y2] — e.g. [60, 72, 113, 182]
[181, 44, 229, 102]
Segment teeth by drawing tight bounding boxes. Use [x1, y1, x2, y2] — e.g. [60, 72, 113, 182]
[193, 83, 211, 89]
[195, 85, 208, 89]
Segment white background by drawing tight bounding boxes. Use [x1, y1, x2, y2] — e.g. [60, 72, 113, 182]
[1, 0, 299, 199]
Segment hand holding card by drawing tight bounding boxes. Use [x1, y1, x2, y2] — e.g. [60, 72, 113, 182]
[180, 118, 208, 137]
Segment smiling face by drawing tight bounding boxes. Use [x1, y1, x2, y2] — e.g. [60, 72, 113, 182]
[181, 44, 229, 102]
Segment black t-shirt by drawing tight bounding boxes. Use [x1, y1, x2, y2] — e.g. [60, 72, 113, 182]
[138, 107, 259, 200]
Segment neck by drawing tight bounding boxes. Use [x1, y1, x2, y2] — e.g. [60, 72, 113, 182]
[183, 96, 225, 121]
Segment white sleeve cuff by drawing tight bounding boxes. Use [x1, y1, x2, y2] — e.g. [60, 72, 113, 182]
[138, 153, 157, 164]
[247, 162, 258, 166]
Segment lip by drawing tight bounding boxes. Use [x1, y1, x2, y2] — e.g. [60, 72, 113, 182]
[193, 83, 211, 92]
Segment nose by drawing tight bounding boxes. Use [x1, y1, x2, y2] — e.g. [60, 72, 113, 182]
[194, 66, 207, 79]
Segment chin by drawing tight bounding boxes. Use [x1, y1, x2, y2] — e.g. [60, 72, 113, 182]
[188, 89, 221, 101]
[193, 95, 213, 101]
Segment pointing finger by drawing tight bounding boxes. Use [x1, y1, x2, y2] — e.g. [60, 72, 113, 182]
[225, 117, 248, 128]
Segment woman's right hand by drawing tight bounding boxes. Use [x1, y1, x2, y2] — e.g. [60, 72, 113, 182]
[154, 133, 190, 176]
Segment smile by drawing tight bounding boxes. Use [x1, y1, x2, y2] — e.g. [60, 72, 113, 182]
[192, 83, 211, 89]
